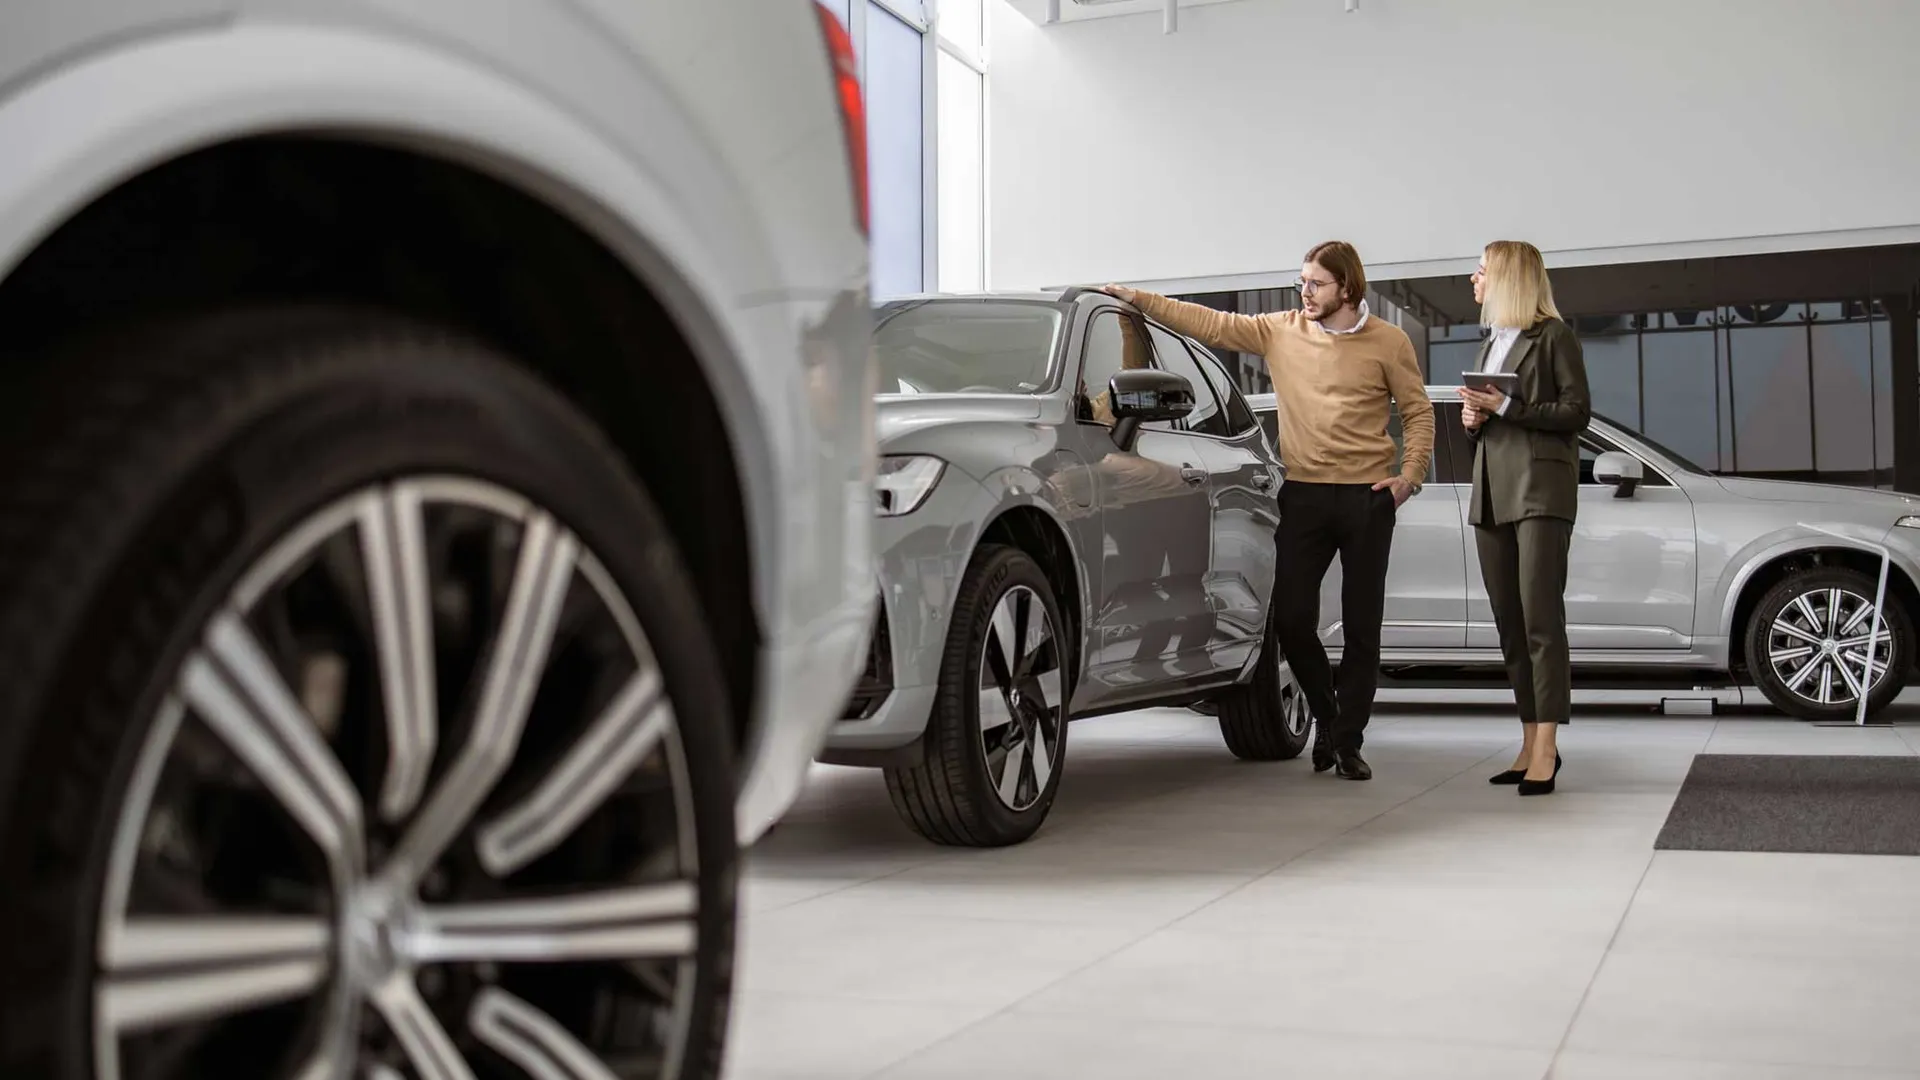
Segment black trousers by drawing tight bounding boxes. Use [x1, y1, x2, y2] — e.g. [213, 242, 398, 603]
[1272, 482, 1397, 753]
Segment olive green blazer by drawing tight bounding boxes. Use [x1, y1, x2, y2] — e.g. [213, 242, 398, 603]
[1465, 317, 1592, 526]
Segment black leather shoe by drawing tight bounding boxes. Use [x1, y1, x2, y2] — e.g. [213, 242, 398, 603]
[1312, 728, 1335, 773]
[1491, 754, 1559, 785]
[1335, 750, 1372, 781]
[1518, 775, 1556, 796]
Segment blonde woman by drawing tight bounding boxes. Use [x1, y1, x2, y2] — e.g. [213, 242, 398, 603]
[1457, 241, 1591, 796]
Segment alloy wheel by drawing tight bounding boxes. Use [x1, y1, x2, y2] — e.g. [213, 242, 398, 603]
[977, 586, 1063, 812]
[1278, 668, 1310, 740]
[96, 477, 702, 1079]
[1766, 586, 1893, 707]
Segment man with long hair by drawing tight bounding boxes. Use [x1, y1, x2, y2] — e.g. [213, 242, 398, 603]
[1103, 241, 1433, 780]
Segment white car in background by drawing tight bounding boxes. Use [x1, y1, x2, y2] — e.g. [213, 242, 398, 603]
[1245, 390, 1919, 723]
[0, 4, 874, 1078]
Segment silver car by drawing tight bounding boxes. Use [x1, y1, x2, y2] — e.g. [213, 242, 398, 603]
[0, 5, 873, 1077]
[1246, 389, 1919, 722]
[821, 291, 1304, 847]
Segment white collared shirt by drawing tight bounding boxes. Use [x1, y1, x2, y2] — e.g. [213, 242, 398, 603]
[1481, 325, 1522, 415]
[1314, 299, 1370, 335]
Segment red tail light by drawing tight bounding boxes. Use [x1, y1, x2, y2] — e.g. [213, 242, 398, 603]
[815, 4, 869, 235]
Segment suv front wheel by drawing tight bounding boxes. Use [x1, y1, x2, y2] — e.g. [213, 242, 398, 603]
[1746, 565, 1913, 723]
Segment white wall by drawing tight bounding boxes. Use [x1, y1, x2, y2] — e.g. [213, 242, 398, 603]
[988, 0, 1920, 290]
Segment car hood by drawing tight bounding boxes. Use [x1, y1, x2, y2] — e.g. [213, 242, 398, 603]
[1713, 476, 1920, 511]
[874, 394, 1043, 447]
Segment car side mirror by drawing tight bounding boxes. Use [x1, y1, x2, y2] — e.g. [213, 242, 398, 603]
[1593, 451, 1643, 498]
[1108, 369, 1194, 452]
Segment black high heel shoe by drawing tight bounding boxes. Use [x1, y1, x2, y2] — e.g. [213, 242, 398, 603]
[1490, 754, 1559, 785]
[1518, 754, 1562, 796]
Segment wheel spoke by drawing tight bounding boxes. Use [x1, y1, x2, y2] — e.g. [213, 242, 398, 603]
[1769, 645, 1816, 665]
[407, 882, 698, 964]
[1029, 721, 1054, 792]
[1792, 595, 1825, 634]
[978, 686, 1017, 735]
[989, 596, 1019, 685]
[1838, 599, 1875, 637]
[1033, 667, 1063, 711]
[373, 978, 475, 1080]
[182, 614, 364, 877]
[98, 916, 330, 1034]
[1786, 657, 1825, 693]
[476, 666, 670, 877]
[1772, 621, 1824, 647]
[383, 515, 576, 893]
[357, 487, 439, 823]
[996, 742, 1027, 806]
[470, 987, 620, 1080]
[1833, 649, 1868, 701]
[1021, 605, 1052, 676]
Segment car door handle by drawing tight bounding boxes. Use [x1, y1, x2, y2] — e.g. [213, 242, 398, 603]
[1250, 473, 1275, 490]
[1180, 466, 1206, 485]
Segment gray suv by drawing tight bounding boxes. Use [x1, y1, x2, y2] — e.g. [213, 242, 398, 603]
[0, 5, 874, 1077]
[1248, 390, 1920, 723]
[822, 291, 1302, 847]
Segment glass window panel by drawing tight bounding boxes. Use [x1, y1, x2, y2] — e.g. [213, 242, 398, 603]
[866, 3, 924, 299]
[1077, 311, 1152, 426]
[1808, 302, 1848, 322]
[1579, 334, 1641, 430]
[935, 51, 984, 293]
[872, 300, 1061, 394]
[1640, 331, 1720, 472]
[1729, 326, 1812, 474]
[1427, 341, 1478, 387]
[1875, 320, 1894, 477]
[1194, 348, 1257, 437]
[1811, 322, 1875, 476]
[937, 0, 982, 56]
[1147, 327, 1226, 436]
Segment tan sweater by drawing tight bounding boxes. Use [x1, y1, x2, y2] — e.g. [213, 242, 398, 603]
[1134, 292, 1434, 487]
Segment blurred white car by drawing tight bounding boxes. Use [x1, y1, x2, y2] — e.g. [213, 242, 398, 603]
[1246, 390, 1919, 722]
[0, 4, 874, 1077]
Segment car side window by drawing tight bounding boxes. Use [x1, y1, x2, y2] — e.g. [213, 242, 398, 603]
[1145, 325, 1228, 436]
[1193, 347, 1258, 437]
[1258, 407, 1279, 449]
[1076, 309, 1154, 426]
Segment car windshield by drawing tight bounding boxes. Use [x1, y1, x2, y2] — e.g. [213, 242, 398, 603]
[1591, 412, 1709, 475]
[872, 300, 1062, 395]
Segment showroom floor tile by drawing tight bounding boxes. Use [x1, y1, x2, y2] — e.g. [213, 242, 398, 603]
[726, 705, 1920, 1080]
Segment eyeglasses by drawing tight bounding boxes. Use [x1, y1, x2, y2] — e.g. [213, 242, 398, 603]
[1293, 277, 1338, 294]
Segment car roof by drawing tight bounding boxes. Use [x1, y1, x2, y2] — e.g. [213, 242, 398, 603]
[876, 289, 1076, 305]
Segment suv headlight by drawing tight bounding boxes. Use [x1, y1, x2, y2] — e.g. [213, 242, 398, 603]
[1899, 516, 1920, 530]
[876, 455, 945, 516]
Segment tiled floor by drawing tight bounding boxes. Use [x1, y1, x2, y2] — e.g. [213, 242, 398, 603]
[726, 705, 1920, 1080]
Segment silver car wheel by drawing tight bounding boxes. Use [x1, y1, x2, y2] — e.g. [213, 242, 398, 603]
[94, 478, 700, 1080]
[1279, 670, 1310, 740]
[977, 585, 1063, 813]
[1766, 586, 1893, 707]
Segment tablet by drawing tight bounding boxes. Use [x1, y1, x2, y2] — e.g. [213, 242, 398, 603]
[1460, 370, 1519, 395]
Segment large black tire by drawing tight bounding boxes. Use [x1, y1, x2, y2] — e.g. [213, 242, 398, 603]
[1746, 565, 1913, 723]
[885, 545, 1070, 847]
[0, 308, 738, 1079]
[1216, 622, 1312, 761]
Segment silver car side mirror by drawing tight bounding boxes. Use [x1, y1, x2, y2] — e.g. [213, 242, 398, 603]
[1593, 451, 1643, 498]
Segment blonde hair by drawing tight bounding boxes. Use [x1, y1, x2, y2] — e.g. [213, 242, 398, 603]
[1479, 240, 1562, 329]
